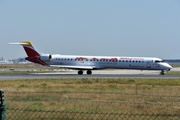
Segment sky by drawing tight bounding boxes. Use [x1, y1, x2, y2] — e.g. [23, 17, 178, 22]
[0, 0, 180, 59]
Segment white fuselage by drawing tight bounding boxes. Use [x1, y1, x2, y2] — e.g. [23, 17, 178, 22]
[43, 54, 172, 71]
[9, 41, 173, 75]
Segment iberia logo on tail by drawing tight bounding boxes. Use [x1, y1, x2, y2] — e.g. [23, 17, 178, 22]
[9, 41, 47, 66]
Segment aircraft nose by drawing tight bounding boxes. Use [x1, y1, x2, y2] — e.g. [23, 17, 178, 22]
[165, 64, 173, 70]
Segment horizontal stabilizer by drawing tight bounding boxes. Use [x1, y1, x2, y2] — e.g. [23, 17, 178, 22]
[50, 65, 95, 70]
[9, 42, 31, 45]
[9, 42, 22, 45]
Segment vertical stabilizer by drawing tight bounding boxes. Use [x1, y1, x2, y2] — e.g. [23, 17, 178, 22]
[19, 41, 40, 57]
[9, 41, 48, 65]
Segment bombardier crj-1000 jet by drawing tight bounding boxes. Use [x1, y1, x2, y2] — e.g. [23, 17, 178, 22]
[10, 41, 172, 75]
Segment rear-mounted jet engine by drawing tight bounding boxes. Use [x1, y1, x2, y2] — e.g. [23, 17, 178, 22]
[39, 54, 52, 61]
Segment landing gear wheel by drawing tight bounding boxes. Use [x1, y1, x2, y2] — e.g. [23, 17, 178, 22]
[78, 70, 83, 75]
[87, 70, 92, 75]
[160, 70, 165, 75]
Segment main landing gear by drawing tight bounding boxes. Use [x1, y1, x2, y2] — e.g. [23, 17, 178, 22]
[86, 70, 92, 75]
[78, 70, 83, 75]
[78, 70, 92, 75]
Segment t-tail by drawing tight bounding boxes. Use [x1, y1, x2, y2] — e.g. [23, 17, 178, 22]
[9, 41, 49, 66]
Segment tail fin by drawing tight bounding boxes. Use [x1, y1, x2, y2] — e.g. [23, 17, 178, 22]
[9, 41, 40, 57]
[9, 41, 49, 66]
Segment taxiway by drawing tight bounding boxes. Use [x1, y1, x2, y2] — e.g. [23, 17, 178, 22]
[0, 69, 180, 80]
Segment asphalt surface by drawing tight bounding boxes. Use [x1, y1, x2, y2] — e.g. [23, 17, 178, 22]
[0, 74, 180, 80]
[0, 69, 180, 80]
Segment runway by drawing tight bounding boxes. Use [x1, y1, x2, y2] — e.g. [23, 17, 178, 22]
[0, 69, 180, 80]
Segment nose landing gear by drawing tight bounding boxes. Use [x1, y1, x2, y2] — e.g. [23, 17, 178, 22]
[160, 69, 171, 75]
[160, 70, 165, 75]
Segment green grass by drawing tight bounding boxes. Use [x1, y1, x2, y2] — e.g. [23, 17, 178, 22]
[1, 78, 180, 115]
[0, 63, 180, 118]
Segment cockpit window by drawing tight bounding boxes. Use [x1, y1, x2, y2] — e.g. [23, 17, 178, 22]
[155, 60, 164, 63]
[155, 60, 160, 63]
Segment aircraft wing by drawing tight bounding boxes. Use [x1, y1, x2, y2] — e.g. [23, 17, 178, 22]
[50, 65, 95, 70]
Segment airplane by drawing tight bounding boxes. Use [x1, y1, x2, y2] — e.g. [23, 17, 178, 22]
[9, 41, 172, 75]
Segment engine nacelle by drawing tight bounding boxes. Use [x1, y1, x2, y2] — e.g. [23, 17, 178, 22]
[39, 54, 52, 61]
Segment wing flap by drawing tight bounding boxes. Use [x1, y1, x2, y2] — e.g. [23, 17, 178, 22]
[50, 65, 95, 70]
